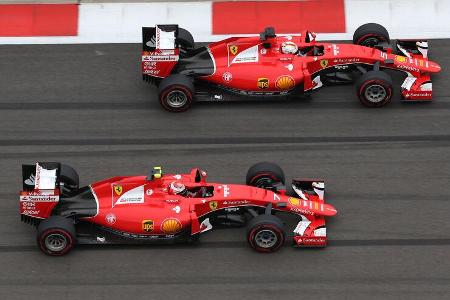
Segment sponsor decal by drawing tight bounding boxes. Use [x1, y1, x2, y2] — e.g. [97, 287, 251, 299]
[229, 45, 238, 55]
[273, 193, 280, 201]
[24, 174, 35, 186]
[285, 64, 293, 71]
[173, 205, 181, 214]
[209, 201, 218, 210]
[395, 55, 407, 63]
[222, 72, 232, 83]
[320, 59, 328, 68]
[257, 78, 269, 89]
[20, 195, 59, 202]
[223, 200, 249, 205]
[333, 58, 360, 64]
[230, 45, 258, 64]
[105, 213, 116, 225]
[289, 197, 300, 206]
[398, 65, 420, 73]
[275, 75, 295, 90]
[142, 220, 154, 232]
[146, 189, 153, 196]
[142, 55, 179, 62]
[114, 185, 123, 196]
[173, 174, 181, 180]
[166, 199, 179, 204]
[332, 44, 340, 56]
[114, 185, 145, 205]
[290, 207, 314, 216]
[161, 218, 182, 234]
[260, 48, 267, 55]
[223, 185, 230, 197]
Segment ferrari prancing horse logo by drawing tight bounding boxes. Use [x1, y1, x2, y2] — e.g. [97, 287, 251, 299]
[209, 201, 218, 210]
[114, 185, 123, 196]
[229, 45, 238, 55]
[320, 59, 328, 68]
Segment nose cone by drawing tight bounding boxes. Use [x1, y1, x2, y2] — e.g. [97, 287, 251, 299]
[428, 61, 441, 73]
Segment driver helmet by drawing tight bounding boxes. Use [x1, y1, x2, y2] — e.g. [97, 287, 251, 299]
[168, 181, 187, 196]
[281, 41, 298, 54]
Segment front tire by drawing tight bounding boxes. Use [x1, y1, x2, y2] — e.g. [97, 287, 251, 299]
[356, 71, 393, 107]
[246, 162, 285, 188]
[37, 216, 76, 256]
[353, 23, 390, 47]
[158, 74, 194, 112]
[247, 215, 285, 252]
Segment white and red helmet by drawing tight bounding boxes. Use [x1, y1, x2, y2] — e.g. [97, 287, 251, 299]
[168, 181, 187, 195]
[281, 41, 298, 54]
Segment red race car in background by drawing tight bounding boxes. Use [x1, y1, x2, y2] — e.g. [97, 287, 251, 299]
[141, 23, 441, 112]
[20, 162, 337, 255]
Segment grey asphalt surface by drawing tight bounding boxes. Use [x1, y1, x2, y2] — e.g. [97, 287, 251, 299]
[1, 40, 450, 299]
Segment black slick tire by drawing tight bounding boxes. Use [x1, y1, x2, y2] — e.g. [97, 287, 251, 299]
[37, 216, 76, 256]
[247, 215, 285, 253]
[356, 71, 393, 107]
[158, 74, 194, 112]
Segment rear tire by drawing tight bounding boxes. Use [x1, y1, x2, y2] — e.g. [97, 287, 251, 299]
[247, 215, 285, 253]
[246, 162, 285, 188]
[158, 74, 194, 112]
[37, 216, 76, 256]
[356, 71, 393, 107]
[353, 23, 390, 47]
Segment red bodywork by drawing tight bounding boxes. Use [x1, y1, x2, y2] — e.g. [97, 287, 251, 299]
[142, 27, 441, 101]
[20, 167, 337, 247]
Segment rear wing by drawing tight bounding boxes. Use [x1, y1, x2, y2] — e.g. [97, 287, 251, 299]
[142, 24, 180, 81]
[20, 162, 61, 225]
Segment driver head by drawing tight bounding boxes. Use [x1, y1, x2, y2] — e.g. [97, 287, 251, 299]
[169, 181, 187, 196]
[281, 41, 298, 54]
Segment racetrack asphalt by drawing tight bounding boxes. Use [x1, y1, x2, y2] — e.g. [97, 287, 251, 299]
[0, 40, 449, 299]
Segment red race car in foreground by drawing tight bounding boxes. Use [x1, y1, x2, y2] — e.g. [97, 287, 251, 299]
[20, 162, 337, 255]
[141, 23, 441, 112]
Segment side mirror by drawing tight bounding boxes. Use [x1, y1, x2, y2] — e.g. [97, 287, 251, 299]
[260, 27, 276, 41]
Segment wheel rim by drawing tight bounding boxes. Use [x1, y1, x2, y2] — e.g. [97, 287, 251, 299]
[361, 37, 380, 47]
[166, 90, 188, 108]
[44, 233, 67, 252]
[364, 84, 387, 103]
[254, 229, 278, 248]
[253, 177, 274, 188]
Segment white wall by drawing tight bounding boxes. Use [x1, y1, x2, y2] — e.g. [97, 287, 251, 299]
[0, 0, 449, 44]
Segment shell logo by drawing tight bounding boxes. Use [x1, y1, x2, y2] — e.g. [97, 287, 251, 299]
[161, 218, 182, 234]
[395, 55, 407, 63]
[275, 75, 295, 90]
[289, 197, 300, 206]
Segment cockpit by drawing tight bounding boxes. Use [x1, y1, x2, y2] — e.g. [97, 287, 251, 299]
[260, 27, 325, 57]
[168, 181, 214, 198]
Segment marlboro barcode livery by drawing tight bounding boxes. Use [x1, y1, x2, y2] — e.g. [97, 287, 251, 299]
[142, 23, 441, 112]
[20, 162, 336, 255]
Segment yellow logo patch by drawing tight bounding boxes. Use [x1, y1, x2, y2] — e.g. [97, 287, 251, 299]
[161, 218, 182, 234]
[289, 197, 300, 206]
[229, 45, 238, 55]
[395, 55, 407, 63]
[142, 220, 154, 232]
[257, 78, 269, 89]
[114, 185, 123, 196]
[275, 75, 295, 90]
[209, 201, 218, 210]
[320, 59, 328, 68]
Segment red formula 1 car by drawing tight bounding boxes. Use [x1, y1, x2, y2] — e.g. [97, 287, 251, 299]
[20, 162, 337, 255]
[141, 23, 441, 112]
